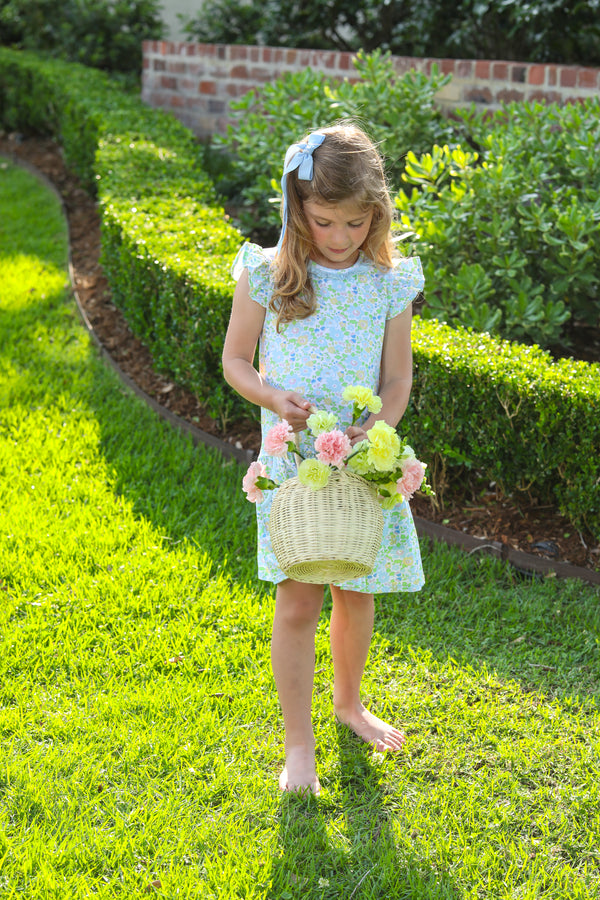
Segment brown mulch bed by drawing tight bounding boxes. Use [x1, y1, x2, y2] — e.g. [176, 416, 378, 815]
[2, 131, 598, 574]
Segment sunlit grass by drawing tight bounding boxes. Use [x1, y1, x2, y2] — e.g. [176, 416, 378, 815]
[0, 158, 599, 899]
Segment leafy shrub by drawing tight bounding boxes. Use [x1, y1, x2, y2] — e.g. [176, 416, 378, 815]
[209, 50, 455, 239]
[0, 0, 164, 74]
[1, 48, 598, 539]
[182, 0, 600, 67]
[395, 99, 600, 350]
[408, 318, 600, 539]
[0, 48, 246, 426]
[212, 60, 599, 354]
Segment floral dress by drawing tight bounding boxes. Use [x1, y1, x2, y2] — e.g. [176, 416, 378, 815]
[231, 242, 425, 594]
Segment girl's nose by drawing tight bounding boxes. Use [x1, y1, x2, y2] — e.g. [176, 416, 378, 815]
[331, 227, 348, 246]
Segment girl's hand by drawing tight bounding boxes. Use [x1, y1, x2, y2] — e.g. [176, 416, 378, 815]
[345, 425, 369, 447]
[274, 391, 313, 432]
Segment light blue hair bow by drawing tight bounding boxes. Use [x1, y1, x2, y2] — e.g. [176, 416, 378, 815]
[276, 131, 326, 253]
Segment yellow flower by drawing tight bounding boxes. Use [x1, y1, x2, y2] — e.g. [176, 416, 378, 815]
[297, 458, 330, 490]
[366, 420, 401, 472]
[342, 385, 382, 414]
[346, 440, 374, 475]
[307, 409, 338, 436]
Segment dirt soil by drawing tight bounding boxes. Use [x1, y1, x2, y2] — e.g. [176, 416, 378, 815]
[2, 132, 598, 574]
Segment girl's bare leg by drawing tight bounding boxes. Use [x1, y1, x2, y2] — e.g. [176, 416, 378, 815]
[271, 579, 324, 793]
[330, 586, 405, 751]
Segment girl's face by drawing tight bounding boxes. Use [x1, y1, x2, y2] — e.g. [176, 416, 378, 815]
[303, 199, 373, 269]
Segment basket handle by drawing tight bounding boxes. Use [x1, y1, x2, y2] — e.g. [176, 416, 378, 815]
[292, 432, 302, 471]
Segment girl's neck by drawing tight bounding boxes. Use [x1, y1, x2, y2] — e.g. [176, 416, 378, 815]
[308, 248, 361, 270]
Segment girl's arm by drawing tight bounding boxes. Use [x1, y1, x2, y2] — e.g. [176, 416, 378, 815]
[346, 304, 413, 442]
[222, 269, 312, 431]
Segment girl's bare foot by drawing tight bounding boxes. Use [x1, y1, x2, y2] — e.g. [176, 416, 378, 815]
[335, 703, 405, 752]
[278, 744, 321, 795]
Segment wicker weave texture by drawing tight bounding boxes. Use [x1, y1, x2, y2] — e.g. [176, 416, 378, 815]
[269, 470, 384, 584]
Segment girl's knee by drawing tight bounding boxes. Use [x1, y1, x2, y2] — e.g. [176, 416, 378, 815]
[276, 580, 323, 626]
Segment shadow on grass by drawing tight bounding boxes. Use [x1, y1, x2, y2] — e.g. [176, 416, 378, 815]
[267, 725, 459, 899]
[3, 295, 599, 706]
[84, 360, 600, 707]
[372, 543, 600, 705]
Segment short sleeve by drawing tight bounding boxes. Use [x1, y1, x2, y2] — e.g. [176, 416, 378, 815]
[230, 241, 274, 309]
[386, 256, 424, 319]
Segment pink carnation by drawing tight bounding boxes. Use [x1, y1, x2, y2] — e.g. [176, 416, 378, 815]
[242, 461, 267, 503]
[264, 420, 293, 457]
[314, 429, 352, 467]
[397, 458, 426, 500]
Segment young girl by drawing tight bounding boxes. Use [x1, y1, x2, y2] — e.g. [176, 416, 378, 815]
[222, 124, 424, 795]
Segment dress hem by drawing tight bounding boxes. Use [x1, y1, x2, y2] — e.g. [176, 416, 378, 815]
[258, 572, 425, 594]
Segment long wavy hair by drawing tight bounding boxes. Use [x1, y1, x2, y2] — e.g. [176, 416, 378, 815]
[271, 123, 395, 331]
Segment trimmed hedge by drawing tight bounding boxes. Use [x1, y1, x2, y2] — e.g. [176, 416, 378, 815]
[407, 322, 599, 537]
[1, 48, 598, 539]
[0, 48, 246, 425]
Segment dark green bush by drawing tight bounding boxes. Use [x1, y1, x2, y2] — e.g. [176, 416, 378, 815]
[1, 48, 598, 540]
[182, 0, 600, 67]
[0, 0, 164, 74]
[395, 100, 600, 351]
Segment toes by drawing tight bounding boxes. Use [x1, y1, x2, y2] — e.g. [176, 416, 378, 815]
[279, 776, 321, 796]
[371, 728, 405, 752]
[278, 767, 288, 791]
[279, 764, 321, 795]
[376, 736, 405, 752]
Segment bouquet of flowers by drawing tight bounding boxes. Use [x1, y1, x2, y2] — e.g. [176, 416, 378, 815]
[243, 385, 433, 507]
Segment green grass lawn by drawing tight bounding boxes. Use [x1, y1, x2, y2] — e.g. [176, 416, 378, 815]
[1, 157, 599, 899]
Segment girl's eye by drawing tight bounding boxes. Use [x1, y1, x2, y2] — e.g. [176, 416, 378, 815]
[314, 220, 365, 228]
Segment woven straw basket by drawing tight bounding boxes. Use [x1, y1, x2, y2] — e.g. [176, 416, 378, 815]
[269, 469, 384, 584]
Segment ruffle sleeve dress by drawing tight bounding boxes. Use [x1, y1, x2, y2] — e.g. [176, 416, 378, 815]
[232, 242, 425, 594]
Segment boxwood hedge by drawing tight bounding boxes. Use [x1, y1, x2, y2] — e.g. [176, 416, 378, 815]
[0, 48, 248, 423]
[409, 321, 599, 539]
[1, 48, 598, 540]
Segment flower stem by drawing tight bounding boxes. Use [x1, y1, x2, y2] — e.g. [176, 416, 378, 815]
[286, 441, 305, 460]
[344, 444, 367, 464]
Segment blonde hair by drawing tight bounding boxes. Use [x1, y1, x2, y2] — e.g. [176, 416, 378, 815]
[271, 123, 395, 331]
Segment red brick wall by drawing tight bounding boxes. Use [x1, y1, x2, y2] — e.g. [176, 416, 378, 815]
[142, 40, 600, 139]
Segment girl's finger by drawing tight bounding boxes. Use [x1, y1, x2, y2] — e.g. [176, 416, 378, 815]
[288, 391, 311, 410]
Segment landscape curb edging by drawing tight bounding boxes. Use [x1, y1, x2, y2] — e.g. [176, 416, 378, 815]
[5, 151, 599, 588]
